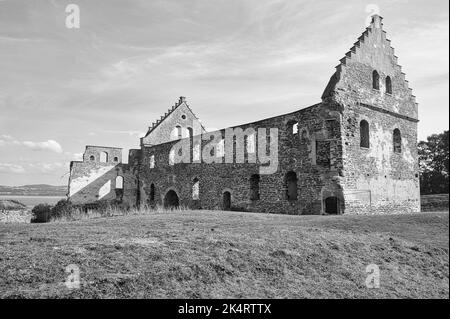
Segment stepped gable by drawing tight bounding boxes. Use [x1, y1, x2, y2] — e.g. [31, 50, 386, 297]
[322, 14, 417, 108]
[144, 96, 205, 138]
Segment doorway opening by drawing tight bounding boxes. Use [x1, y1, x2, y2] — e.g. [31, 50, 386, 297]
[164, 190, 179, 209]
[223, 191, 231, 211]
[324, 197, 339, 214]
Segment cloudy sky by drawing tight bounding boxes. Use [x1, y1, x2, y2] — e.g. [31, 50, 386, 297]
[0, 0, 448, 186]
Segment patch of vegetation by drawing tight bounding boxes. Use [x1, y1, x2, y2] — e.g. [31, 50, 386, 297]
[0, 211, 448, 298]
[30, 204, 52, 223]
[29, 199, 189, 223]
[421, 194, 449, 212]
[0, 199, 27, 211]
[419, 130, 449, 195]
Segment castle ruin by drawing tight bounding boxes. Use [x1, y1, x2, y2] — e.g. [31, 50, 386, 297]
[68, 15, 420, 215]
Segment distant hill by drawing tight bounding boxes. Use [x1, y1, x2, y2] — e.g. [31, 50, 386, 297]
[0, 184, 67, 196]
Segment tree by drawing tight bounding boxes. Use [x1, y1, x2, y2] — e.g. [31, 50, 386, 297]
[31, 204, 52, 223]
[418, 130, 449, 194]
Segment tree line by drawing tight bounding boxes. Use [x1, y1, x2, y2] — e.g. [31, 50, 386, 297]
[418, 130, 449, 195]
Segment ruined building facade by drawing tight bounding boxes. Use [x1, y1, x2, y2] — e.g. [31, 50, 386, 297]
[68, 16, 420, 215]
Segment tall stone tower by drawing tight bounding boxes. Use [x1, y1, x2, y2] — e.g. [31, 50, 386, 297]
[323, 15, 420, 214]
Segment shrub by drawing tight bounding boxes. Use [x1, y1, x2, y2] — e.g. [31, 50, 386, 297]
[31, 204, 52, 223]
[51, 199, 73, 219]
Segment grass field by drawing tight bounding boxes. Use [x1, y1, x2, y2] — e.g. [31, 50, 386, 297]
[0, 210, 448, 299]
[421, 194, 449, 212]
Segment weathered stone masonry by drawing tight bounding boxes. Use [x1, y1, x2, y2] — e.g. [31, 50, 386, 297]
[68, 15, 420, 215]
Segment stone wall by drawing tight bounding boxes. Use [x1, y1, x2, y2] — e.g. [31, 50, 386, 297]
[67, 15, 420, 216]
[0, 210, 31, 223]
[323, 15, 420, 214]
[141, 97, 205, 147]
[139, 103, 343, 215]
[340, 104, 420, 214]
[68, 146, 138, 207]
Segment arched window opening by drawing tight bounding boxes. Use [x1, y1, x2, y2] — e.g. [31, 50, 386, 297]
[150, 155, 155, 168]
[176, 125, 182, 139]
[113, 156, 119, 162]
[223, 191, 231, 211]
[250, 174, 260, 201]
[89, 155, 95, 161]
[115, 176, 124, 189]
[360, 120, 370, 148]
[386, 76, 392, 94]
[293, 123, 299, 135]
[192, 178, 200, 200]
[150, 183, 155, 201]
[372, 70, 380, 90]
[169, 149, 175, 165]
[246, 134, 255, 154]
[193, 143, 201, 161]
[100, 151, 108, 163]
[393, 129, 402, 153]
[216, 139, 225, 158]
[187, 127, 193, 138]
[287, 120, 299, 136]
[285, 171, 298, 201]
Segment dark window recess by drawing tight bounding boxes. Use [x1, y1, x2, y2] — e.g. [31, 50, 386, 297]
[360, 120, 370, 148]
[316, 140, 331, 167]
[223, 192, 231, 210]
[372, 70, 380, 90]
[386, 76, 392, 94]
[150, 183, 155, 201]
[285, 171, 298, 201]
[250, 174, 260, 201]
[393, 129, 402, 153]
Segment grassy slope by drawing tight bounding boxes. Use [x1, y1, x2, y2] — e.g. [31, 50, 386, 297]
[0, 211, 448, 299]
[421, 194, 449, 212]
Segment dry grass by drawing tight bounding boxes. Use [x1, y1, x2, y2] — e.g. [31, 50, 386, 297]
[421, 194, 449, 212]
[0, 210, 448, 299]
[51, 205, 190, 222]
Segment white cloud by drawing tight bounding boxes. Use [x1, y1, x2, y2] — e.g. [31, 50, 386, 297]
[0, 134, 14, 140]
[0, 135, 63, 154]
[0, 163, 26, 174]
[22, 140, 63, 154]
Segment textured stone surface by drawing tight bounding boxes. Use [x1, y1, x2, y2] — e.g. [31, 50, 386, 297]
[0, 210, 31, 223]
[68, 146, 138, 205]
[141, 97, 205, 147]
[68, 15, 420, 215]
